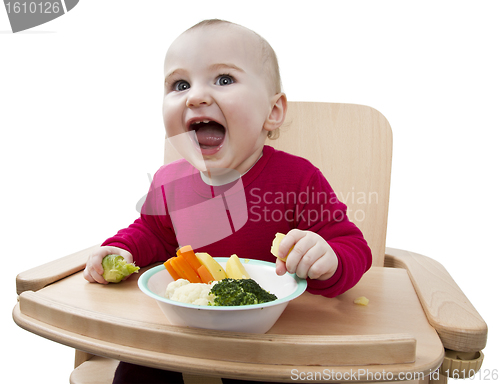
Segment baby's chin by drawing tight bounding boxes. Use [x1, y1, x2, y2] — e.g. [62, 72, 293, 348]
[200, 167, 242, 186]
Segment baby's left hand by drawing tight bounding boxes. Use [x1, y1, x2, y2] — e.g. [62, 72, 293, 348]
[275, 229, 338, 280]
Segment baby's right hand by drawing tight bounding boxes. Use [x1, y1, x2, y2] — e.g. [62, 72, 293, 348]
[83, 246, 133, 284]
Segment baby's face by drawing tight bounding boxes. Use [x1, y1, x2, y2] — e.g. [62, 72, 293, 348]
[163, 25, 277, 176]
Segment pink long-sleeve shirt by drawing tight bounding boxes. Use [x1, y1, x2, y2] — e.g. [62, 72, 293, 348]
[103, 145, 372, 297]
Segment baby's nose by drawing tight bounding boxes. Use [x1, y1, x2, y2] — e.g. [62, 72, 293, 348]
[186, 86, 213, 108]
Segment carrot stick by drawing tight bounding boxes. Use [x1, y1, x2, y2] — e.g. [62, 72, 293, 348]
[170, 258, 187, 280]
[178, 245, 203, 271]
[164, 258, 181, 280]
[197, 265, 215, 284]
[179, 245, 193, 253]
[175, 255, 202, 283]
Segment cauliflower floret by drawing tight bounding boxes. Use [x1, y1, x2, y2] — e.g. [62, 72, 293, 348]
[165, 279, 215, 306]
[165, 279, 190, 299]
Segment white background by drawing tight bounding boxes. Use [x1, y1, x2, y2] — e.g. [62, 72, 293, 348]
[2, 1, 499, 382]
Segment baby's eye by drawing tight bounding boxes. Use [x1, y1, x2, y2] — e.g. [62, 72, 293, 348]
[216, 75, 234, 86]
[173, 80, 190, 91]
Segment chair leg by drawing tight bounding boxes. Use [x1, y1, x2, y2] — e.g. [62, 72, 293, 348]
[75, 349, 95, 368]
[70, 356, 120, 384]
[73, 352, 223, 384]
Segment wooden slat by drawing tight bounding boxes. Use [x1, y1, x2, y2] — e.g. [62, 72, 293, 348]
[385, 247, 487, 352]
[16, 244, 99, 294]
[17, 290, 416, 366]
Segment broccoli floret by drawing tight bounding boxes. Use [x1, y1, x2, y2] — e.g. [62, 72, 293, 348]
[102, 254, 140, 283]
[209, 278, 277, 306]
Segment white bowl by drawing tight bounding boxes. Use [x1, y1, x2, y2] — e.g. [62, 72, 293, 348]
[138, 258, 307, 334]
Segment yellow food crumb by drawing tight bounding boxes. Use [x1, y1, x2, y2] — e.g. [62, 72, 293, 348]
[271, 232, 293, 262]
[354, 296, 369, 306]
[244, 259, 250, 263]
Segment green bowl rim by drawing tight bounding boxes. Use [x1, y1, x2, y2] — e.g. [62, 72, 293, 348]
[138, 258, 307, 311]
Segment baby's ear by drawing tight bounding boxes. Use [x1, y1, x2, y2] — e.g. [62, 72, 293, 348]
[264, 93, 287, 132]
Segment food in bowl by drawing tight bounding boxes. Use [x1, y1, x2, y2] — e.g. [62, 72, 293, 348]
[224, 254, 250, 279]
[209, 278, 277, 306]
[138, 258, 307, 333]
[165, 279, 215, 305]
[163, 245, 230, 284]
[195, 252, 227, 280]
[165, 277, 278, 307]
[163, 250, 279, 307]
[164, 249, 258, 284]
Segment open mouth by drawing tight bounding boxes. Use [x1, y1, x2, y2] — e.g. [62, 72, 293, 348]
[189, 120, 226, 149]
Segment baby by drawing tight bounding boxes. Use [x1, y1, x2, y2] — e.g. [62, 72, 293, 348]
[84, 19, 372, 383]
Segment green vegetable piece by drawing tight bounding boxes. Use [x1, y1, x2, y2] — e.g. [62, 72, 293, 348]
[102, 254, 140, 283]
[209, 278, 277, 306]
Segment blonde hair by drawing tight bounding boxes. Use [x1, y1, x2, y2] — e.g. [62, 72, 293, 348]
[185, 19, 282, 140]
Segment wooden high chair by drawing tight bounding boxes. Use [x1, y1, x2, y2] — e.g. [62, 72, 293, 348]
[13, 102, 487, 383]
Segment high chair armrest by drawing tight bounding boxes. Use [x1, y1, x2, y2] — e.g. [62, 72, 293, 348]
[16, 244, 100, 295]
[384, 247, 487, 352]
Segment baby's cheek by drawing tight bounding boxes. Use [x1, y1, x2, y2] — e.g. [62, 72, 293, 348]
[163, 114, 182, 136]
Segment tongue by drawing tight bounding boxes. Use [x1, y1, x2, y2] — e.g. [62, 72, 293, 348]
[195, 122, 225, 148]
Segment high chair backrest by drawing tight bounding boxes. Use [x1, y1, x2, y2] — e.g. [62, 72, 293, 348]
[270, 102, 392, 267]
[164, 102, 392, 267]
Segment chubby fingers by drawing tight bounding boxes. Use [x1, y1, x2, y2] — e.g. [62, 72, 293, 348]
[83, 262, 107, 284]
[83, 246, 133, 284]
[275, 258, 287, 276]
[277, 229, 306, 261]
[303, 247, 338, 280]
[283, 230, 318, 278]
[274, 230, 303, 276]
[84, 249, 108, 284]
[114, 247, 134, 263]
[281, 230, 338, 280]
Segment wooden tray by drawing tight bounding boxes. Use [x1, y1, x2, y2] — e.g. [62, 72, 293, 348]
[14, 266, 444, 382]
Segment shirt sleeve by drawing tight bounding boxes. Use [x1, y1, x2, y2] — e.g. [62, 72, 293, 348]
[101, 173, 178, 267]
[295, 169, 372, 297]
